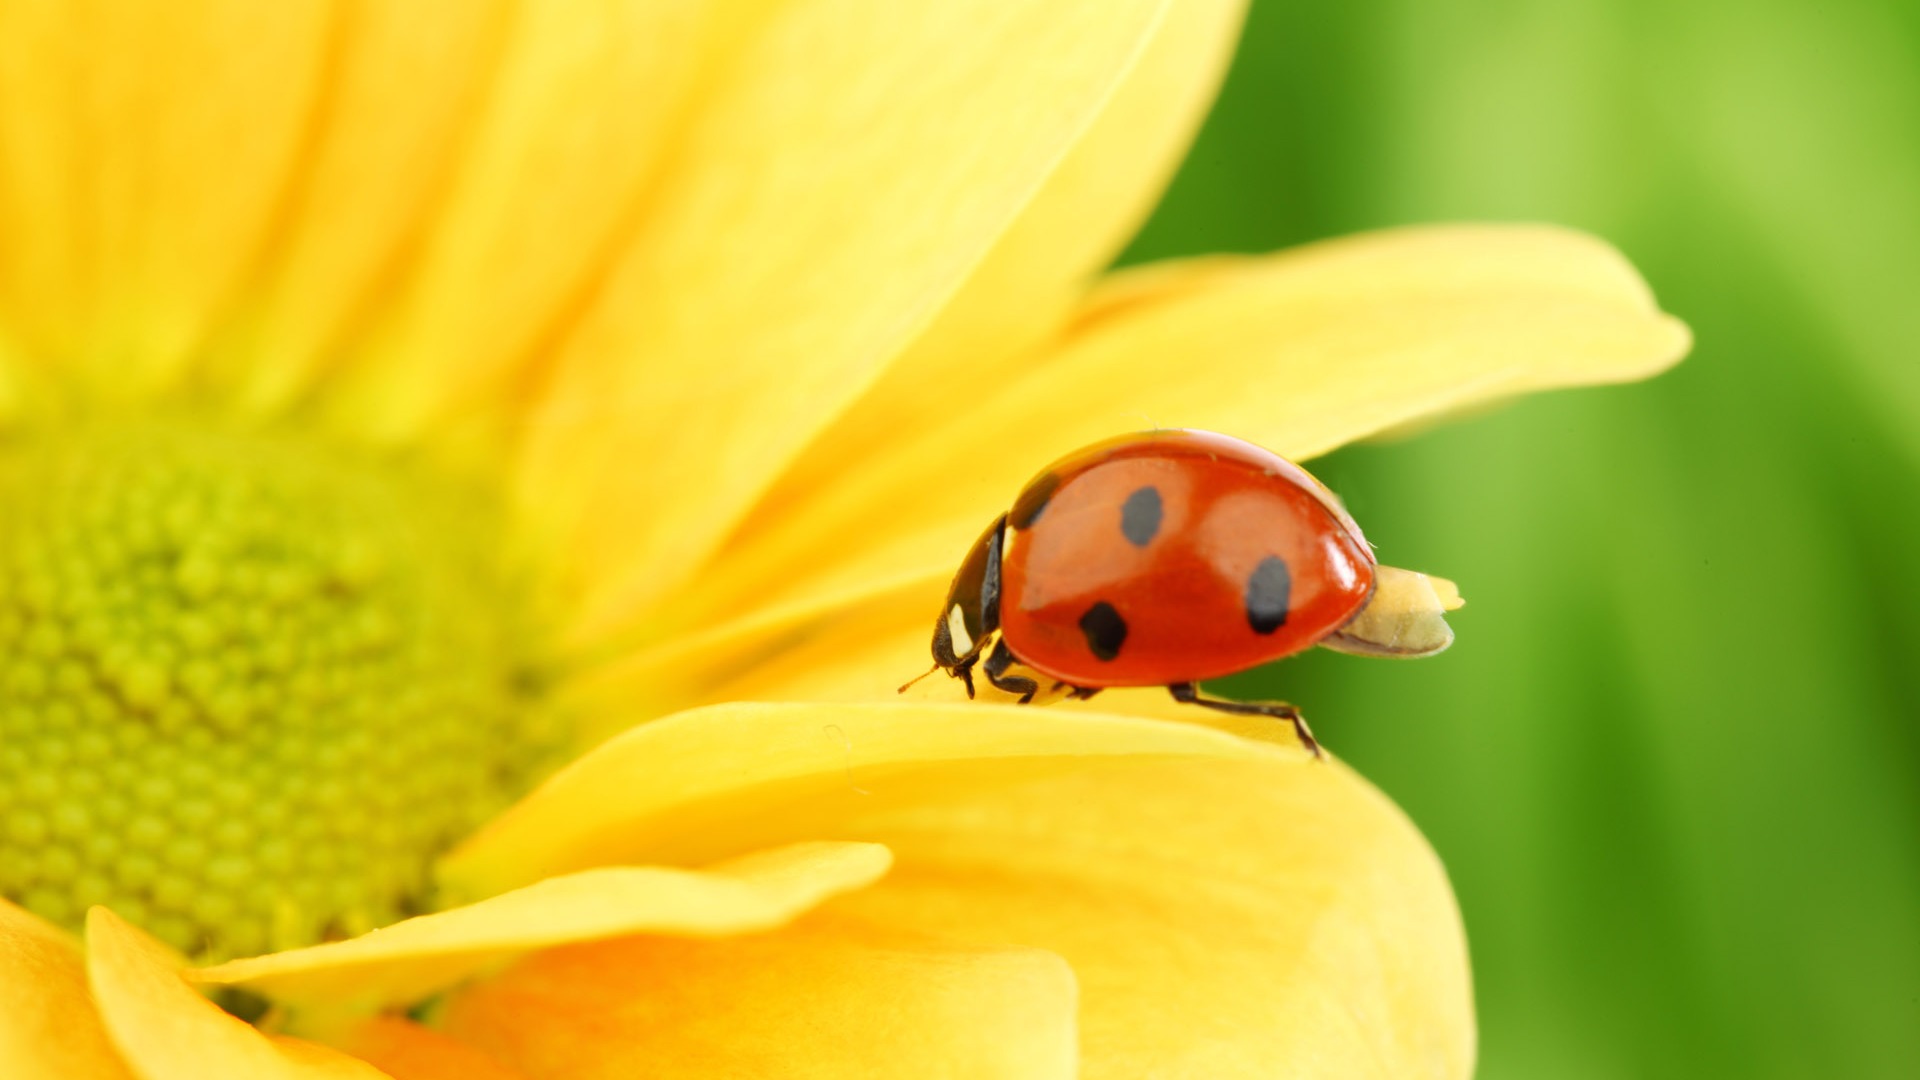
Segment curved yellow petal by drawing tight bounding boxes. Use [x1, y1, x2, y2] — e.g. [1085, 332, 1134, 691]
[754, 0, 1249, 511]
[196, 841, 888, 1012]
[442, 701, 1299, 897]
[322, 0, 715, 439]
[827, 758, 1473, 1078]
[998, 223, 1689, 456]
[515, 0, 1173, 642]
[335, 1018, 529, 1080]
[0, 900, 135, 1080]
[438, 917, 1077, 1080]
[445, 700, 1463, 1074]
[674, 223, 1690, 637]
[84, 909, 387, 1080]
[0, 0, 332, 392]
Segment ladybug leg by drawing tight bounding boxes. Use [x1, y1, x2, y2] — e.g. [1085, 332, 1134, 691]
[982, 639, 1039, 705]
[1167, 683, 1323, 759]
[1063, 685, 1101, 701]
[952, 653, 978, 699]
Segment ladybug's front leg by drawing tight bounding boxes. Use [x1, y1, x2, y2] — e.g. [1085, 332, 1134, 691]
[982, 639, 1039, 704]
[1167, 683, 1324, 759]
[950, 653, 978, 698]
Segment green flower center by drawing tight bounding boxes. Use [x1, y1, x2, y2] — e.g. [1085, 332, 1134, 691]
[0, 419, 548, 961]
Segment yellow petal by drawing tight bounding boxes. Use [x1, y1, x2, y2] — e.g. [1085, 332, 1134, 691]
[753, 0, 1249, 514]
[674, 223, 1690, 639]
[657, 581, 944, 707]
[321, 0, 715, 439]
[442, 701, 1298, 897]
[559, 572, 934, 744]
[0, 0, 332, 391]
[438, 917, 1077, 1080]
[0, 344, 21, 425]
[196, 842, 889, 1011]
[337, 1018, 528, 1080]
[515, 0, 1173, 642]
[0, 900, 135, 1080]
[0, 2, 83, 365]
[213, 1, 512, 412]
[84, 909, 387, 1080]
[826, 757, 1474, 1078]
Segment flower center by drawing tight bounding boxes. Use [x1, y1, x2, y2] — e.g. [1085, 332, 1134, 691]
[0, 419, 548, 960]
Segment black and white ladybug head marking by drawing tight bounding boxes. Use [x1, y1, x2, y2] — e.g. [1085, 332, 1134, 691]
[931, 514, 1006, 672]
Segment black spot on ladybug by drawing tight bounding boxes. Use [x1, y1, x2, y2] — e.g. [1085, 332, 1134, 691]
[1119, 486, 1162, 547]
[1078, 601, 1128, 661]
[1245, 556, 1292, 634]
[1010, 472, 1061, 530]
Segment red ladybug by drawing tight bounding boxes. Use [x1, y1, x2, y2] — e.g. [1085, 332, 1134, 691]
[914, 429, 1461, 756]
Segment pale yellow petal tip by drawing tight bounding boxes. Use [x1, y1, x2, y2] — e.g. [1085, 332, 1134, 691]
[1427, 573, 1465, 611]
[1630, 310, 1693, 384]
[87, 906, 184, 972]
[1322, 566, 1460, 658]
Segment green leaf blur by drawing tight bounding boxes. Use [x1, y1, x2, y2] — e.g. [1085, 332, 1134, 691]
[1125, 1, 1920, 1076]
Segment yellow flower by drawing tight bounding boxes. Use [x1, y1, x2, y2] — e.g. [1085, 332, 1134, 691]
[0, 1, 1687, 1077]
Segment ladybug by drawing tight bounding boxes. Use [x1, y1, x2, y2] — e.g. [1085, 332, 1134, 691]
[912, 428, 1461, 756]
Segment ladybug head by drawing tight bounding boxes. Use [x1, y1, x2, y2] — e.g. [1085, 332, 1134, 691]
[931, 514, 1006, 673]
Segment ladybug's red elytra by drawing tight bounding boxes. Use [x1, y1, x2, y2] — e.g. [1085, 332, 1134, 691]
[914, 429, 1462, 757]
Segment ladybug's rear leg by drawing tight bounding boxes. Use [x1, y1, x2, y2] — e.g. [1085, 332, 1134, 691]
[982, 639, 1039, 704]
[1167, 683, 1324, 759]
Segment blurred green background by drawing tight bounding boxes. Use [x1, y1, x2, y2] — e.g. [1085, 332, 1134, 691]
[1124, 1, 1920, 1075]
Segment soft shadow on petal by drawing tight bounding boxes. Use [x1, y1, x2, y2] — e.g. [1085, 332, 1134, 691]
[85, 909, 387, 1080]
[441, 701, 1300, 896]
[0, 1, 332, 392]
[829, 757, 1473, 1079]
[0, 900, 135, 1080]
[670, 224, 1691, 638]
[515, 0, 1172, 643]
[338, 1018, 528, 1080]
[438, 917, 1079, 1080]
[196, 842, 889, 1012]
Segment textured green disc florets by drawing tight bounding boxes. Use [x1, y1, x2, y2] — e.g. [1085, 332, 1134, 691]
[0, 420, 547, 960]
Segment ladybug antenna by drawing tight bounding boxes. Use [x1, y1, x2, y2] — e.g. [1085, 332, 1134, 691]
[897, 665, 940, 694]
